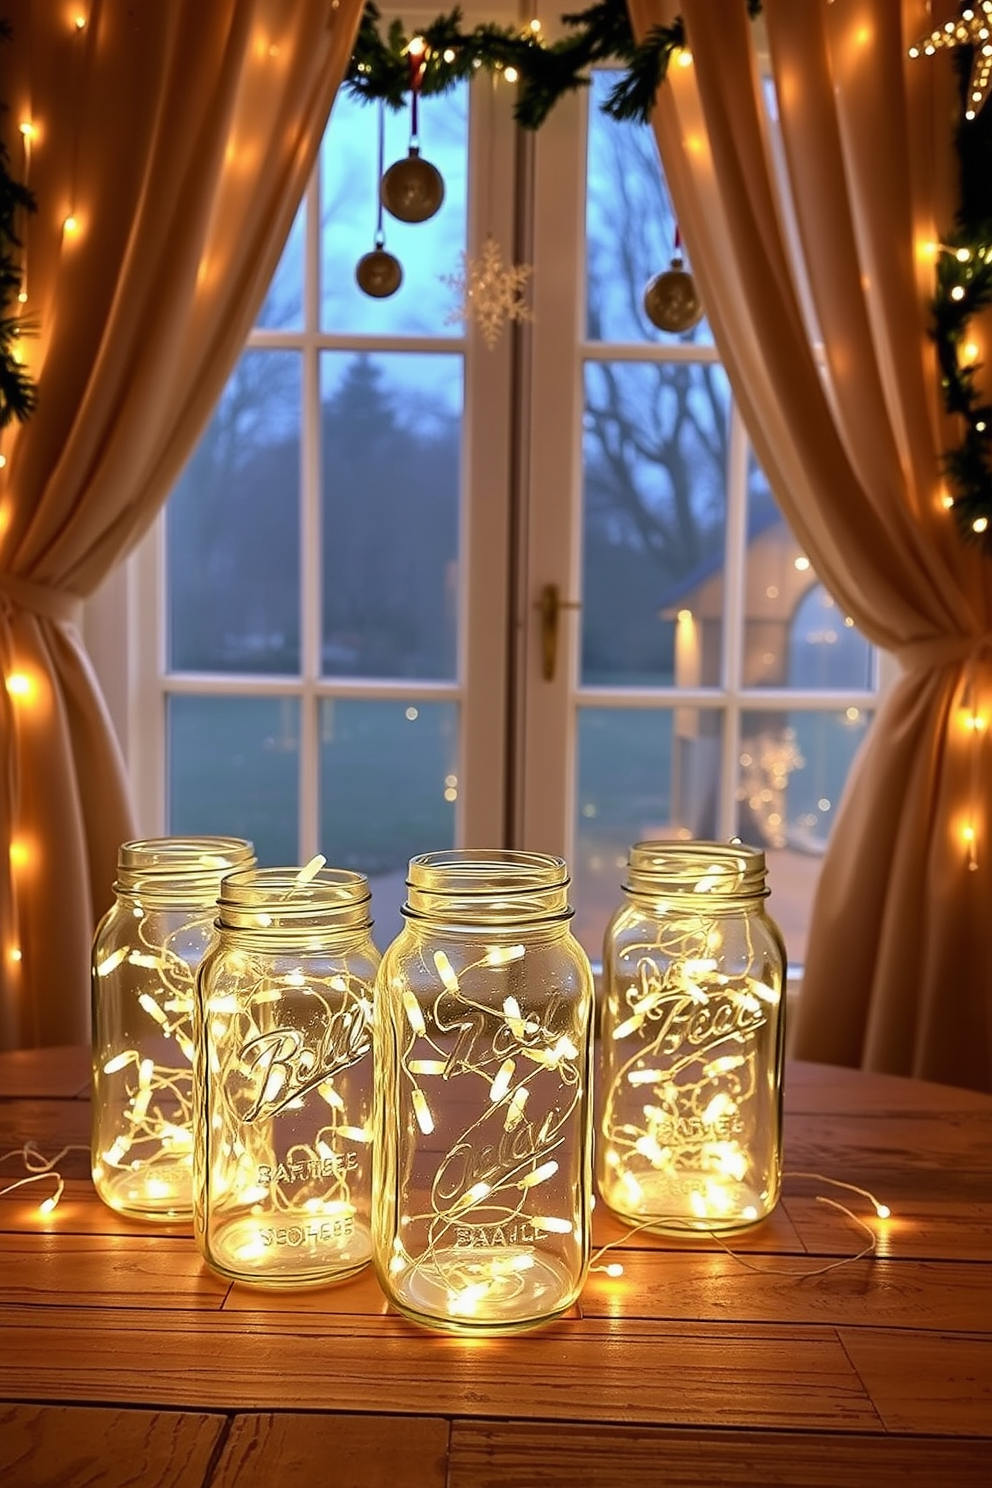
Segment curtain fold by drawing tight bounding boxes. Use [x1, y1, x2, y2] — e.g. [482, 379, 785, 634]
[0, 0, 365, 1048]
[627, 0, 992, 1089]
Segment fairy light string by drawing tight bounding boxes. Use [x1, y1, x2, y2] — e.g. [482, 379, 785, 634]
[199, 857, 375, 1273]
[0, 1141, 88, 1214]
[389, 937, 585, 1318]
[599, 864, 783, 1231]
[589, 1172, 893, 1281]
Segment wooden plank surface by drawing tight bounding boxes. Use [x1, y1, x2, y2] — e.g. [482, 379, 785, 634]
[580, 1251, 992, 1333]
[0, 1402, 226, 1488]
[447, 1420, 992, 1487]
[0, 1310, 881, 1430]
[211, 1413, 450, 1488]
[0, 1046, 91, 1100]
[1, 1047, 990, 1483]
[838, 1327, 992, 1436]
[0, 1233, 228, 1309]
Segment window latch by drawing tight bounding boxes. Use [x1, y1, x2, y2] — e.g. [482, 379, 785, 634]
[537, 583, 581, 682]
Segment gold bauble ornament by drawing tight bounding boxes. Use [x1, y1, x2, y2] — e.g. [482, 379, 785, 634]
[643, 256, 703, 333]
[355, 246, 403, 299]
[381, 148, 445, 224]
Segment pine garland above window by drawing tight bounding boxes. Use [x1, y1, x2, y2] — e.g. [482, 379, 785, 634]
[348, 0, 992, 554]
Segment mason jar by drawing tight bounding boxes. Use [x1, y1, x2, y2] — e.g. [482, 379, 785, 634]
[90, 835, 256, 1221]
[194, 865, 379, 1288]
[597, 840, 787, 1233]
[373, 849, 595, 1334]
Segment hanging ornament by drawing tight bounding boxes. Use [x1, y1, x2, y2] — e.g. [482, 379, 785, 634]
[644, 225, 703, 334]
[381, 37, 445, 224]
[442, 234, 533, 349]
[356, 101, 403, 298]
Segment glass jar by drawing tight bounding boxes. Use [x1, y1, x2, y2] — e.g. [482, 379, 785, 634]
[194, 865, 379, 1288]
[90, 835, 256, 1221]
[597, 840, 787, 1234]
[373, 849, 595, 1334]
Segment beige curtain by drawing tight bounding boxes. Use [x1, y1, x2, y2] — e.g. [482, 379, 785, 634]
[628, 0, 992, 1090]
[0, 0, 364, 1049]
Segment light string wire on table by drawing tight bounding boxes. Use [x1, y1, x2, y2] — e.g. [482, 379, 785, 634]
[0, 1140, 89, 1213]
[589, 1172, 892, 1280]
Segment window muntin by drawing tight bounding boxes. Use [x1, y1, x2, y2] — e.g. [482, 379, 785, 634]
[572, 70, 878, 967]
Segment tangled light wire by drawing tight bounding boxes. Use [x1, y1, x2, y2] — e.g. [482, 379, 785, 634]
[0, 1141, 89, 1214]
[589, 1171, 892, 1280]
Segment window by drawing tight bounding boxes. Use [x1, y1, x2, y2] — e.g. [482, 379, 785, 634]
[111, 38, 878, 970]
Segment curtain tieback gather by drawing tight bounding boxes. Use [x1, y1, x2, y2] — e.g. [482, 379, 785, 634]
[895, 633, 992, 672]
[0, 570, 81, 624]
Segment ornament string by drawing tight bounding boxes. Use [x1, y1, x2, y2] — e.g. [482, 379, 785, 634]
[375, 101, 386, 249]
[588, 1171, 892, 1281]
[408, 40, 427, 152]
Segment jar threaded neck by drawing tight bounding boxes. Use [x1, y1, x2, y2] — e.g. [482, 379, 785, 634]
[403, 849, 573, 926]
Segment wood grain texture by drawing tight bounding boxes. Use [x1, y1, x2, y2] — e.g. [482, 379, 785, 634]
[0, 1180, 194, 1240]
[0, 1310, 880, 1429]
[447, 1420, 992, 1487]
[0, 1097, 91, 1167]
[211, 1412, 449, 1488]
[838, 1327, 992, 1435]
[0, 1234, 228, 1309]
[783, 1061, 992, 1116]
[781, 1194, 992, 1262]
[220, 1264, 389, 1316]
[0, 1048, 989, 1484]
[0, 1046, 91, 1100]
[580, 1251, 992, 1333]
[0, 1402, 225, 1488]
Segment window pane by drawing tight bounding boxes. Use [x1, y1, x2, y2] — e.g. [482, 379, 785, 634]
[256, 196, 304, 330]
[582, 361, 730, 685]
[736, 705, 873, 964]
[167, 350, 300, 675]
[319, 699, 457, 949]
[320, 87, 468, 336]
[320, 352, 461, 680]
[586, 71, 713, 346]
[572, 705, 724, 957]
[744, 467, 874, 690]
[168, 695, 299, 864]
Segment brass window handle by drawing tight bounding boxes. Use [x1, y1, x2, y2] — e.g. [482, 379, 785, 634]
[536, 583, 582, 681]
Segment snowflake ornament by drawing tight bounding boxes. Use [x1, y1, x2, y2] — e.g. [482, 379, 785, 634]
[442, 235, 533, 349]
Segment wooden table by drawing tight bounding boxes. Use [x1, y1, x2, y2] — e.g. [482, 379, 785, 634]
[1, 1048, 990, 1487]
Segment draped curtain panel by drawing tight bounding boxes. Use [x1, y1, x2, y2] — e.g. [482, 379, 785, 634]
[628, 0, 992, 1089]
[0, 0, 364, 1049]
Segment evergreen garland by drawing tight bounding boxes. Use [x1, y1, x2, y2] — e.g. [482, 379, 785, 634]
[0, 19, 37, 435]
[931, 46, 992, 553]
[0, 4, 988, 548]
[348, 0, 992, 555]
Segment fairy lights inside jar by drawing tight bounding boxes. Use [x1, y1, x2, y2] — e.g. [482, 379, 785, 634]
[90, 837, 256, 1221]
[597, 841, 787, 1233]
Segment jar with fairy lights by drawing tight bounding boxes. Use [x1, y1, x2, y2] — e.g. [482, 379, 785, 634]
[597, 841, 787, 1234]
[372, 849, 595, 1334]
[193, 865, 379, 1288]
[91, 836, 256, 1221]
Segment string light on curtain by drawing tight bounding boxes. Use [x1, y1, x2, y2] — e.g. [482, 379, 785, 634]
[909, 1, 992, 119]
